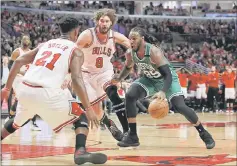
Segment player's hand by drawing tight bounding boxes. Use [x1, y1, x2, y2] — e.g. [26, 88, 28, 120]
[111, 74, 121, 84]
[152, 91, 166, 100]
[85, 107, 99, 129]
[1, 87, 10, 102]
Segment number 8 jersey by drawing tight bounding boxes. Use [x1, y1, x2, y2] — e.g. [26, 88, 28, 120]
[81, 28, 116, 73]
[23, 38, 78, 88]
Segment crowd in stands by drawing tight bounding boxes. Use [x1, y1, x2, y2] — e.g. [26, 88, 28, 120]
[144, 2, 237, 16]
[1, 3, 236, 73]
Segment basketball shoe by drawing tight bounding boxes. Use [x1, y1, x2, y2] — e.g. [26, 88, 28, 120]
[106, 119, 123, 141]
[117, 131, 140, 147]
[199, 130, 215, 149]
[74, 147, 107, 165]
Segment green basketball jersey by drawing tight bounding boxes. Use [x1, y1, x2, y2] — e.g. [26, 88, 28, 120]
[131, 43, 178, 80]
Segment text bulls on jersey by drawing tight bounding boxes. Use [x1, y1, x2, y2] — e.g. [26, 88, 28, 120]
[92, 47, 112, 57]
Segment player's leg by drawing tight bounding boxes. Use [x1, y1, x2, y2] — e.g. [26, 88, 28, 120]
[4, 89, 15, 123]
[97, 70, 129, 133]
[1, 118, 32, 140]
[44, 88, 107, 165]
[92, 88, 123, 141]
[105, 85, 129, 133]
[196, 86, 202, 111]
[200, 86, 207, 111]
[189, 90, 196, 109]
[118, 77, 150, 147]
[168, 79, 215, 149]
[207, 87, 213, 112]
[1, 100, 35, 140]
[229, 89, 235, 113]
[93, 71, 125, 140]
[225, 88, 230, 112]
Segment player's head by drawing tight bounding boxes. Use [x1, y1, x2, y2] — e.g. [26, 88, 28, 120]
[21, 35, 31, 48]
[129, 27, 146, 52]
[94, 8, 117, 34]
[58, 17, 80, 42]
[129, 27, 159, 52]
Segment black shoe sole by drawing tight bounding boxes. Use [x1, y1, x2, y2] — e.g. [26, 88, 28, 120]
[206, 141, 215, 149]
[74, 153, 107, 165]
[117, 141, 140, 147]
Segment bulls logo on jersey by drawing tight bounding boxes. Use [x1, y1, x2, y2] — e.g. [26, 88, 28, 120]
[92, 47, 112, 57]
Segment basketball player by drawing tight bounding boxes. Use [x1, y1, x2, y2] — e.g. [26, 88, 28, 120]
[177, 68, 191, 99]
[1, 17, 107, 165]
[112, 27, 215, 149]
[7, 36, 40, 131]
[188, 68, 198, 109]
[196, 70, 208, 112]
[222, 66, 236, 113]
[75, 8, 130, 141]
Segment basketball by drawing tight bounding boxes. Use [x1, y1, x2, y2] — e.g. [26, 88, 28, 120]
[148, 98, 169, 119]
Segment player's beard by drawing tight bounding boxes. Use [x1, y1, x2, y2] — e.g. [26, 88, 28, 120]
[134, 40, 142, 52]
[22, 40, 30, 48]
[99, 26, 110, 34]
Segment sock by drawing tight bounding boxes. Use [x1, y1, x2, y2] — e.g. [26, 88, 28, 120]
[116, 111, 129, 133]
[100, 113, 111, 128]
[75, 134, 86, 150]
[129, 123, 137, 135]
[113, 102, 129, 133]
[195, 123, 205, 133]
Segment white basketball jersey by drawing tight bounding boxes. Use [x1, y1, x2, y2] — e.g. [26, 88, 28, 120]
[23, 38, 77, 88]
[81, 28, 116, 73]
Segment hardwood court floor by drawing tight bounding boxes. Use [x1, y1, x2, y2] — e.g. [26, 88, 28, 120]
[1, 113, 237, 165]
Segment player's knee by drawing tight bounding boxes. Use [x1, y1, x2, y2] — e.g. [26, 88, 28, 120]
[73, 114, 89, 130]
[126, 109, 137, 118]
[125, 88, 139, 101]
[171, 96, 198, 124]
[4, 118, 17, 133]
[105, 85, 120, 102]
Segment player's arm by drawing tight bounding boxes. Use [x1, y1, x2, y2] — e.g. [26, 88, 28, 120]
[8, 48, 20, 69]
[76, 29, 92, 49]
[4, 47, 39, 90]
[150, 46, 172, 93]
[69, 48, 91, 110]
[116, 50, 134, 81]
[114, 32, 131, 49]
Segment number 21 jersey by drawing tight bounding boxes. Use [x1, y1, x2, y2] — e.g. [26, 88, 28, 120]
[23, 38, 77, 88]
